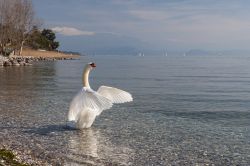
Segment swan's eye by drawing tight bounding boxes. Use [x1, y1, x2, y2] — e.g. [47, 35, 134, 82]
[90, 63, 96, 68]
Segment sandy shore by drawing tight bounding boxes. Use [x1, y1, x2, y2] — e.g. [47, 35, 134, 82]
[21, 48, 80, 59]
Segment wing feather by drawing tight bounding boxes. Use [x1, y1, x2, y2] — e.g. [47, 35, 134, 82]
[97, 86, 133, 104]
[68, 88, 113, 121]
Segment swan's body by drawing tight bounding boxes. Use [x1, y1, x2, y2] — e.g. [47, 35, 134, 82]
[67, 62, 133, 129]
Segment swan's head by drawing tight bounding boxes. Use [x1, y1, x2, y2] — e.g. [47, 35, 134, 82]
[87, 62, 96, 69]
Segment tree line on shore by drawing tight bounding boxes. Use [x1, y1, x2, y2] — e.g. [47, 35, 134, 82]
[0, 0, 59, 56]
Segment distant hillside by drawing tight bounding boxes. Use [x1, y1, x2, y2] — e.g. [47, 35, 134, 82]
[56, 33, 147, 55]
[186, 49, 250, 56]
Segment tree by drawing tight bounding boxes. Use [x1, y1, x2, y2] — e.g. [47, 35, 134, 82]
[51, 41, 59, 50]
[41, 29, 59, 50]
[25, 27, 59, 51]
[25, 26, 44, 49]
[42, 29, 55, 42]
[0, 0, 37, 55]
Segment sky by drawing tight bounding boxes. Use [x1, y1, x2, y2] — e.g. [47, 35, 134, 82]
[32, 0, 250, 54]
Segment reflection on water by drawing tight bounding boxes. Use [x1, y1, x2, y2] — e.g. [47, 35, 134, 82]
[67, 128, 134, 165]
[0, 62, 56, 112]
[69, 129, 99, 159]
[0, 56, 250, 165]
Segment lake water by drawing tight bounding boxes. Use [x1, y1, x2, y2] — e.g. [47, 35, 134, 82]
[0, 55, 250, 165]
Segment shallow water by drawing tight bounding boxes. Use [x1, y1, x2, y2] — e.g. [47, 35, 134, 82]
[0, 55, 250, 165]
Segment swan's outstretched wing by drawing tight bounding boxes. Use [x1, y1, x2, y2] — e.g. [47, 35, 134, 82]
[68, 87, 113, 120]
[97, 86, 133, 104]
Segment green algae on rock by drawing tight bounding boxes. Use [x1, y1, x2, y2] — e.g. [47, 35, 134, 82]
[0, 149, 29, 166]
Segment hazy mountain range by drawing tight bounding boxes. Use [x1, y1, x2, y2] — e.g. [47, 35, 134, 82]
[56, 33, 148, 55]
[56, 33, 250, 56]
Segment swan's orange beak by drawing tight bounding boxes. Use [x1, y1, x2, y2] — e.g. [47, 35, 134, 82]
[90, 63, 96, 68]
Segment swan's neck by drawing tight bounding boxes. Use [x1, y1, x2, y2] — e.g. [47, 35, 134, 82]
[82, 67, 91, 88]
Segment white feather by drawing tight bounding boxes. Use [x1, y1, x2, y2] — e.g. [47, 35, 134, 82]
[68, 87, 113, 122]
[97, 86, 133, 104]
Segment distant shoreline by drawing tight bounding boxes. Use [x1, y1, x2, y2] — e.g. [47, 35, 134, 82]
[0, 48, 80, 66]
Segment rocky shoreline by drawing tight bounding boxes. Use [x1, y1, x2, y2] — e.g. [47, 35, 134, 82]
[0, 55, 76, 67]
[0, 138, 65, 165]
[0, 146, 46, 166]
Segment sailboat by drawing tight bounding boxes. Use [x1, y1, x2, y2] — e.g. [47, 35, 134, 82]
[138, 52, 144, 56]
[164, 50, 168, 56]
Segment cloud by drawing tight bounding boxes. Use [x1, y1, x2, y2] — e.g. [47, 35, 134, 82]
[51, 26, 95, 36]
[129, 10, 170, 21]
[34, 0, 250, 50]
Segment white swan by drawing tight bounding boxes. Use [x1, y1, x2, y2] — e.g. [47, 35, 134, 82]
[67, 62, 133, 129]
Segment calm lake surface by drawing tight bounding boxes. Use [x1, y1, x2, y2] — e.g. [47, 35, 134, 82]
[0, 55, 250, 165]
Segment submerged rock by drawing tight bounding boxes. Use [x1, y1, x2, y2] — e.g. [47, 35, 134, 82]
[19, 61, 25, 66]
[0, 55, 7, 66]
[0, 149, 30, 166]
[3, 61, 12, 66]
[11, 60, 20, 66]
